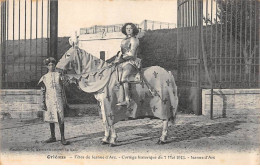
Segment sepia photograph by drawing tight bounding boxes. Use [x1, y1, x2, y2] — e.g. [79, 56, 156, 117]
[0, 0, 259, 165]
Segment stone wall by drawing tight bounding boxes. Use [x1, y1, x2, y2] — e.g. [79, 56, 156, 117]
[0, 89, 42, 119]
[1, 88, 259, 119]
[202, 89, 260, 117]
[0, 89, 98, 119]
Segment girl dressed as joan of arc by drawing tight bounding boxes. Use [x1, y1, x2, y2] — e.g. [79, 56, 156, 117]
[114, 22, 141, 107]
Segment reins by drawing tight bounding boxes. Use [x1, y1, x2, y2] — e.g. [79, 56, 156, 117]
[65, 49, 162, 100]
[79, 63, 117, 78]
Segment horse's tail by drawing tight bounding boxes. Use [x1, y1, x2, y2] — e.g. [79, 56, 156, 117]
[167, 71, 178, 124]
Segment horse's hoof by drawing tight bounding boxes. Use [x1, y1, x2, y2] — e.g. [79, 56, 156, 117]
[109, 137, 117, 147]
[101, 136, 110, 145]
[109, 143, 116, 147]
[157, 140, 166, 145]
[101, 141, 109, 145]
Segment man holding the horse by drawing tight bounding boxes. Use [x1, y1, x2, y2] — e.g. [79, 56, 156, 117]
[38, 57, 70, 145]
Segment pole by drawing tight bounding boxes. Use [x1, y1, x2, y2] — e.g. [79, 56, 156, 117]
[197, 0, 203, 115]
[50, 0, 58, 60]
[1, 1, 7, 89]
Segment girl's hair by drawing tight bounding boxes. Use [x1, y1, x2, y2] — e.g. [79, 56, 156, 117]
[44, 57, 56, 66]
[121, 23, 139, 36]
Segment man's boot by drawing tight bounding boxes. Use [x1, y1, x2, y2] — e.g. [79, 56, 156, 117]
[44, 123, 56, 143]
[59, 123, 70, 145]
[116, 82, 130, 107]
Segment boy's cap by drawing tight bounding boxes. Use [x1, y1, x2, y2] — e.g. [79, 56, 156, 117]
[44, 57, 56, 65]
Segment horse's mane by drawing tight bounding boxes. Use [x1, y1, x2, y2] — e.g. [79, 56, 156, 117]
[69, 47, 116, 93]
[73, 47, 111, 74]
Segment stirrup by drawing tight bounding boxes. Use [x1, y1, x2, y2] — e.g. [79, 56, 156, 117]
[116, 101, 128, 106]
[116, 99, 130, 106]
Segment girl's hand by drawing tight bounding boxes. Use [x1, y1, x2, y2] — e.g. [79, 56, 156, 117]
[116, 51, 121, 57]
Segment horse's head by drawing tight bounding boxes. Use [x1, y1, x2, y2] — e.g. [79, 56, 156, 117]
[57, 46, 112, 76]
[56, 31, 82, 72]
[56, 47, 80, 73]
[57, 32, 112, 75]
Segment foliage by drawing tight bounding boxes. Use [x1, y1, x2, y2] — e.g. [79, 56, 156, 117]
[138, 29, 178, 71]
[215, 0, 258, 52]
[200, 0, 259, 83]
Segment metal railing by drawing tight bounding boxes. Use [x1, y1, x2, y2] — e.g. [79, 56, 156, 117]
[0, 0, 56, 89]
[177, 0, 259, 115]
[79, 20, 176, 35]
[140, 20, 176, 31]
[80, 23, 126, 35]
[178, 0, 259, 89]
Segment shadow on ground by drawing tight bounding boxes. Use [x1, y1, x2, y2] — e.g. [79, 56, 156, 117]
[68, 120, 244, 147]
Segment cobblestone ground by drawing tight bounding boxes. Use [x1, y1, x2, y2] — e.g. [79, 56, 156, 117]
[0, 107, 260, 156]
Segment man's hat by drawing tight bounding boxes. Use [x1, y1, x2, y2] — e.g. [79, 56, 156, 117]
[44, 57, 56, 66]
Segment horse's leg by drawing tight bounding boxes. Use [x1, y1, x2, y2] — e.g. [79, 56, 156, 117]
[101, 120, 110, 145]
[157, 119, 168, 144]
[109, 125, 117, 147]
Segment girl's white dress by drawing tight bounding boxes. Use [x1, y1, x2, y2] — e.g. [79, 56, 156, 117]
[39, 72, 65, 123]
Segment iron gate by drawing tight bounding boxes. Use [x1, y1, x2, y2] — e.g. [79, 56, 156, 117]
[177, 0, 260, 115]
[0, 0, 58, 89]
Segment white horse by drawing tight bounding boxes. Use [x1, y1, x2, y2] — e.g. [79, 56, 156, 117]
[56, 46, 178, 146]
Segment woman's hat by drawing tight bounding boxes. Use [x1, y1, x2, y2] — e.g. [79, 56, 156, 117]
[44, 57, 56, 65]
